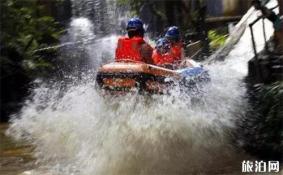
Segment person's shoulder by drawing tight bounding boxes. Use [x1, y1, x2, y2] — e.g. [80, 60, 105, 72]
[131, 36, 145, 42]
[141, 42, 153, 51]
[117, 36, 129, 45]
[118, 36, 128, 40]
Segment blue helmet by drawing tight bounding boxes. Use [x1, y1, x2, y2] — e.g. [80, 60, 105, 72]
[165, 26, 180, 41]
[126, 18, 144, 33]
[156, 38, 170, 54]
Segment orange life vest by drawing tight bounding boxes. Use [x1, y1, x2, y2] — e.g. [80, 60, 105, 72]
[115, 37, 145, 62]
[152, 49, 175, 65]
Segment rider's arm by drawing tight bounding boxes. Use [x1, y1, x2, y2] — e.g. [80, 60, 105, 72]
[140, 43, 154, 64]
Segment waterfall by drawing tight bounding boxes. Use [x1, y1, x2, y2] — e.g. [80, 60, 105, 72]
[55, 0, 129, 73]
[71, 0, 129, 35]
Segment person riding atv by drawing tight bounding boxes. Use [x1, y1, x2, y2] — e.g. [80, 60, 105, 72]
[115, 18, 153, 63]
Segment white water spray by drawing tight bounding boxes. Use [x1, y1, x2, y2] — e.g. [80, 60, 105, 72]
[69, 18, 96, 42]
[59, 17, 118, 71]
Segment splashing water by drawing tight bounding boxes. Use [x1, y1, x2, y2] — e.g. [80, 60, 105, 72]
[71, 0, 129, 35]
[7, 1, 277, 174]
[69, 18, 96, 42]
[60, 17, 118, 72]
[7, 73, 246, 175]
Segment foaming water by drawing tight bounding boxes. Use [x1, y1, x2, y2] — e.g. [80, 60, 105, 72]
[6, 42, 267, 174]
[7, 62, 248, 175]
[7, 1, 277, 174]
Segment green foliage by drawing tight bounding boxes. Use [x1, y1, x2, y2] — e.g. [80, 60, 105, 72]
[258, 81, 283, 130]
[252, 81, 283, 157]
[208, 30, 228, 50]
[240, 81, 283, 159]
[0, 0, 63, 78]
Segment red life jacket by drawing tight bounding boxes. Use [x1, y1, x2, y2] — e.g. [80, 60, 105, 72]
[152, 49, 174, 65]
[170, 42, 183, 60]
[115, 37, 145, 62]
